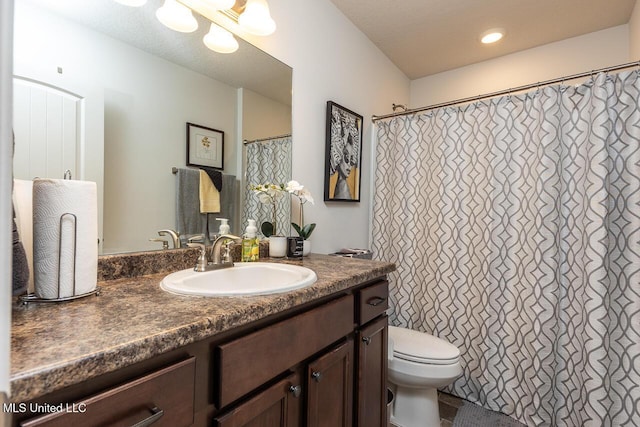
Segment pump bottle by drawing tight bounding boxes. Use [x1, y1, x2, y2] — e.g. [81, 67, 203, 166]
[216, 218, 230, 236]
[242, 220, 259, 262]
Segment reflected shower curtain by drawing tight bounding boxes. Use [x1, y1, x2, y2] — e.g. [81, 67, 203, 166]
[242, 135, 292, 235]
[372, 71, 640, 426]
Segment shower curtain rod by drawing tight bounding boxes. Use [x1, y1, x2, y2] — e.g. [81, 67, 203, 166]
[243, 133, 292, 145]
[372, 60, 640, 122]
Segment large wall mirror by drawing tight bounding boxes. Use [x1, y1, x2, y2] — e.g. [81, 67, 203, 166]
[12, 0, 292, 254]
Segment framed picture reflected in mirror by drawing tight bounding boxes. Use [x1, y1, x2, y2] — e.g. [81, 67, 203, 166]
[186, 122, 224, 170]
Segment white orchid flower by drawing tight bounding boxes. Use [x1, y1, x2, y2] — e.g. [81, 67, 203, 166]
[298, 188, 314, 204]
[257, 192, 272, 204]
[286, 180, 304, 193]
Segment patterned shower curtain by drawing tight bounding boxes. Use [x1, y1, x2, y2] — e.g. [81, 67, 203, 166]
[372, 70, 640, 427]
[242, 135, 292, 235]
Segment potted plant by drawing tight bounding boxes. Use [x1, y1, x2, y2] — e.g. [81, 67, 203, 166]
[286, 180, 315, 256]
[250, 182, 287, 257]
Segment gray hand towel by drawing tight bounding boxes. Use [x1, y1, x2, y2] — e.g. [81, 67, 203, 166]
[176, 168, 204, 243]
[13, 211, 29, 296]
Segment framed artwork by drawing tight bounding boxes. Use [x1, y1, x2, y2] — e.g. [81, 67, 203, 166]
[324, 101, 363, 202]
[186, 122, 224, 170]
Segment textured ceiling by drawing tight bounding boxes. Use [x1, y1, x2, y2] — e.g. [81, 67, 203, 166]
[20, 0, 292, 105]
[330, 0, 637, 79]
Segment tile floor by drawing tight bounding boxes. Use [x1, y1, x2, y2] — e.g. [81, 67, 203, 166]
[438, 391, 465, 426]
[389, 391, 499, 427]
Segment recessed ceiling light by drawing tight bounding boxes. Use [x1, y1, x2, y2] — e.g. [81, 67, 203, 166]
[480, 28, 505, 44]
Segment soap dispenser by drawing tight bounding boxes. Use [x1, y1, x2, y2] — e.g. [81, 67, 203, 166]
[216, 218, 230, 235]
[242, 219, 259, 262]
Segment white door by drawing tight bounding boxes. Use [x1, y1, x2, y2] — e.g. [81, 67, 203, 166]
[13, 77, 81, 180]
[1, 0, 15, 423]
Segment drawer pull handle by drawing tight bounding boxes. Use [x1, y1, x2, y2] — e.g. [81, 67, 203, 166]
[366, 296, 386, 307]
[289, 385, 302, 398]
[131, 406, 164, 427]
[311, 371, 322, 382]
[362, 336, 372, 345]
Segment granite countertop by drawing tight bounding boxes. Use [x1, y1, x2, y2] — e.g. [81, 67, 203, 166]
[10, 254, 395, 403]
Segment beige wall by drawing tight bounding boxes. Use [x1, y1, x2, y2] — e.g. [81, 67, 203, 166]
[242, 89, 292, 143]
[630, 1, 640, 60]
[410, 25, 630, 107]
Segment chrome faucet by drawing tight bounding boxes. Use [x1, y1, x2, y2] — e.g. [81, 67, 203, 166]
[187, 234, 242, 272]
[158, 229, 181, 249]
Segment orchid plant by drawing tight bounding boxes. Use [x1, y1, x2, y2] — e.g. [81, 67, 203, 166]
[250, 182, 286, 237]
[286, 180, 316, 240]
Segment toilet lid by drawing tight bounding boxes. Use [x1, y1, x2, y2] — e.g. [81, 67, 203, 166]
[389, 325, 460, 365]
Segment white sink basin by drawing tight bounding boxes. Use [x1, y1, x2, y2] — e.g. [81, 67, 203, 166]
[160, 262, 317, 297]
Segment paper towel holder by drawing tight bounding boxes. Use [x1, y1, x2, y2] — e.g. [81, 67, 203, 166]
[19, 212, 101, 305]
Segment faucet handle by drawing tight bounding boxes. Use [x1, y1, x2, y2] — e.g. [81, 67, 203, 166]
[187, 242, 208, 272]
[149, 238, 169, 250]
[222, 241, 233, 263]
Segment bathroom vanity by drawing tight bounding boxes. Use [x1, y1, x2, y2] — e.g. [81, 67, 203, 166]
[9, 253, 394, 427]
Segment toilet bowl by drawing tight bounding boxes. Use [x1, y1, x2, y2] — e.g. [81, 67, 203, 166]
[388, 326, 462, 427]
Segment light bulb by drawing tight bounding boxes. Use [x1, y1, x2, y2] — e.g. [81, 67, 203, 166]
[238, 0, 276, 36]
[203, 24, 239, 53]
[480, 28, 505, 44]
[156, 0, 198, 33]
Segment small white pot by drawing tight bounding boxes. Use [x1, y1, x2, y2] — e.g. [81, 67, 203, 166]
[269, 236, 287, 258]
[303, 240, 311, 256]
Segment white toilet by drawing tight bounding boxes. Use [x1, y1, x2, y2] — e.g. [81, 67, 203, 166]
[388, 326, 462, 427]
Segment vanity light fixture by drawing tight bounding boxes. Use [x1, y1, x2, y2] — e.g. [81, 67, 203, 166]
[480, 28, 505, 44]
[205, 0, 236, 9]
[156, 0, 199, 33]
[117, 0, 277, 54]
[238, 0, 276, 36]
[114, 0, 148, 6]
[203, 23, 239, 53]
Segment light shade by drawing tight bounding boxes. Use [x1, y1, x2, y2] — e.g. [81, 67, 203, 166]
[156, 0, 198, 33]
[204, 0, 235, 9]
[113, 0, 147, 6]
[203, 24, 239, 53]
[480, 28, 505, 44]
[238, 0, 276, 36]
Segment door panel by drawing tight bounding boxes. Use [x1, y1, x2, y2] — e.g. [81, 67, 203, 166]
[13, 78, 80, 180]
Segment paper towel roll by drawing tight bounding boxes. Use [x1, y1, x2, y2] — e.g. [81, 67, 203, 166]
[13, 179, 34, 293]
[33, 179, 98, 299]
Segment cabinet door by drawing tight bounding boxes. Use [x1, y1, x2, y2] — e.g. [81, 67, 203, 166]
[306, 340, 354, 427]
[20, 358, 195, 427]
[214, 372, 302, 427]
[356, 315, 388, 427]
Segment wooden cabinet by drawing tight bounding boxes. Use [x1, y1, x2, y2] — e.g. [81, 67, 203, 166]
[19, 358, 196, 427]
[356, 316, 388, 427]
[216, 339, 355, 427]
[213, 372, 302, 427]
[215, 295, 354, 408]
[355, 280, 389, 427]
[307, 340, 354, 427]
[15, 277, 390, 427]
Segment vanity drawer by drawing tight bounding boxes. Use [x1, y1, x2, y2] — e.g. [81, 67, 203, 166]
[20, 358, 196, 427]
[216, 294, 354, 408]
[357, 280, 389, 325]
